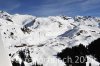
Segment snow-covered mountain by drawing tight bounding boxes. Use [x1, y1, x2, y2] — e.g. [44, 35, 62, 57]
[0, 11, 100, 66]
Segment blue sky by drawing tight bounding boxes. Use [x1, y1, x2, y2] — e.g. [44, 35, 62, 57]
[0, 0, 100, 17]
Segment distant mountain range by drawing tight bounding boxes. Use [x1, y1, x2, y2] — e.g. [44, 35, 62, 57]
[0, 11, 100, 66]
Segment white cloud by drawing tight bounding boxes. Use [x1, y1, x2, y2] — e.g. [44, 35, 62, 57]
[80, 0, 100, 11]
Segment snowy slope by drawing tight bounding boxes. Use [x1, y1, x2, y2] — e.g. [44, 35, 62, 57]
[0, 11, 100, 66]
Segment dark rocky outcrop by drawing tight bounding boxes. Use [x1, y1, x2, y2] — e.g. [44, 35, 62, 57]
[88, 38, 100, 62]
[57, 38, 100, 66]
[57, 44, 88, 66]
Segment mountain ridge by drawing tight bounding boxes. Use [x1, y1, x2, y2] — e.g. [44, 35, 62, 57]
[0, 11, 100, 66]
